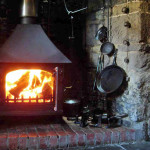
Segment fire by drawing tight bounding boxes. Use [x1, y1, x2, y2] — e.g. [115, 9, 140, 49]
[6, 69, 54, 103]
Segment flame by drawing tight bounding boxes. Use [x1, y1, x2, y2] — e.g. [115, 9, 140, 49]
[6, 69, 54, 103]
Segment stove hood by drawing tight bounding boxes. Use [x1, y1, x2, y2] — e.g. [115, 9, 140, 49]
[0, 0, 71, 64]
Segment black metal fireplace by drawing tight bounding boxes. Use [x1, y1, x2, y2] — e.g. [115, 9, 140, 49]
[0, 0, 71, 116]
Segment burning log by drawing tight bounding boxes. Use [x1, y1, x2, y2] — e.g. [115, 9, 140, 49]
[40, 71, 52, 82]
[9, 72, 30, 98]
[31, 75, 40, 89]
[42, 83, 52, 98]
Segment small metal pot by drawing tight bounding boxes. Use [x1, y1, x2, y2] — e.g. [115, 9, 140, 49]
[95, 26, 108, 43]
[100, 42, 115, 56]
[63, 99, 81, 117]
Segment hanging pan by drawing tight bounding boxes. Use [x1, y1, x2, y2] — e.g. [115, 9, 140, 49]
[96, 50, 125, 94]
[100, 0, 115, 56]
[100, 42, 115, 55]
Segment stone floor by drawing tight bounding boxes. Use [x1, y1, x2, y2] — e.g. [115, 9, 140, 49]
[77, 142, 150, 150]
[0, 116, 143, 149]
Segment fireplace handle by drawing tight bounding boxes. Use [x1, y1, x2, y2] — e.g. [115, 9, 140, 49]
[54, 67, 58, 111]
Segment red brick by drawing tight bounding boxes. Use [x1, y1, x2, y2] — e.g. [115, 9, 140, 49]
[52, 124, 65, 132]
[126, 128, 136, 142]
[62, 124, 77, 147]
[28, 137, 38, 149]
[39, 136, 48, 149]
[95, 132, 104, 145]
[18, 137, 27, 150]
[47, 125, 58, 148]
[116, 127, 128, 142]
[8, 137, 18, 150]
[27, 127, 38, 137]
[102, 128, 112, 144]
[0, 132, 8, 150]
[8, 128, 19, 150]
[27, 127, 38, 149]
[16, 127, 28, 150]
[67, 132, 77, 147]
[110, 128, 120, 144]
[81, 127, 95, 146]
[70, 125, 86, 146]
[49, 136, 58, 148]
[58, 132, 68, 148]
[78, 132, 86, 146]
[51, 124, 68, 148]
[36, 126, 48, 149]
[90, 128, 104, 145]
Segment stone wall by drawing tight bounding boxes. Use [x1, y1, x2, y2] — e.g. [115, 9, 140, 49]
[86, 0, 150, 139]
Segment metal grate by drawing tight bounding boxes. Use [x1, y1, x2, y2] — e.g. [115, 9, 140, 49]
[5, 95, 54, 103]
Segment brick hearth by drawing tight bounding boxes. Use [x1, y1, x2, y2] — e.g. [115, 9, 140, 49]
[0, 116, 143, 149]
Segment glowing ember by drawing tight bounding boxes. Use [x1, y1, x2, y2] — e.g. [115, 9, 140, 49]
[6, 69, 54, 103]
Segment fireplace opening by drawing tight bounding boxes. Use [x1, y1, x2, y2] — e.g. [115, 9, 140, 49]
[6, 69, 54, 103]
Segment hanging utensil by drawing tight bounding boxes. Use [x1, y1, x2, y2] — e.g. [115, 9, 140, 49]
[96, 50, 125, 94]
[95, 25, 108, 43]
[69, 15, 75, 39]
[100, 0, 115, 56]
[95, 4, 108, 43]
[100, 41, 115, 55]
[93, 54, 104, 91]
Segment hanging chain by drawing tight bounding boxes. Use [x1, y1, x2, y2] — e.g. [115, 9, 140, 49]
[63, 0, 87, 39]
[63, 0, 87, 15]
[102, 0, 105, 26]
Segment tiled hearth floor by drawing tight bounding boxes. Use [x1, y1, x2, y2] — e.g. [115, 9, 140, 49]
[0, 116, 141, 150]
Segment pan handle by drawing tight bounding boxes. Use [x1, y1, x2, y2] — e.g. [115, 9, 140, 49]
[93, 54, 104, 90]
[112, 49, 118, 65]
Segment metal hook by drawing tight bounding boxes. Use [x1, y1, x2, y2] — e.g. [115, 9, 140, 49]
[63, 0, 87, 15]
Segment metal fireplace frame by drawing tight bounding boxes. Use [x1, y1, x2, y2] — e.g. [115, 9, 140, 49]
[0, 0, 71, 116]
[0, 63, 65, 116]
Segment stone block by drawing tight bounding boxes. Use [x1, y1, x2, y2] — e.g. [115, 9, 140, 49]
[111, 0, 127, 6]
[141, 13, 150, 43]
[91, 45, 101, 54]
[146, 103, 150, 118]
[88, 0, 104, 13]
[111, 13, 142, 45]
[87, 52, 99, 67]
[135, 129, 144, 141]
[148, 118, 150, 138]
[116, 50, 150, 72]
[112, 1, 150, 17]
[86, 23, 100, 47]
